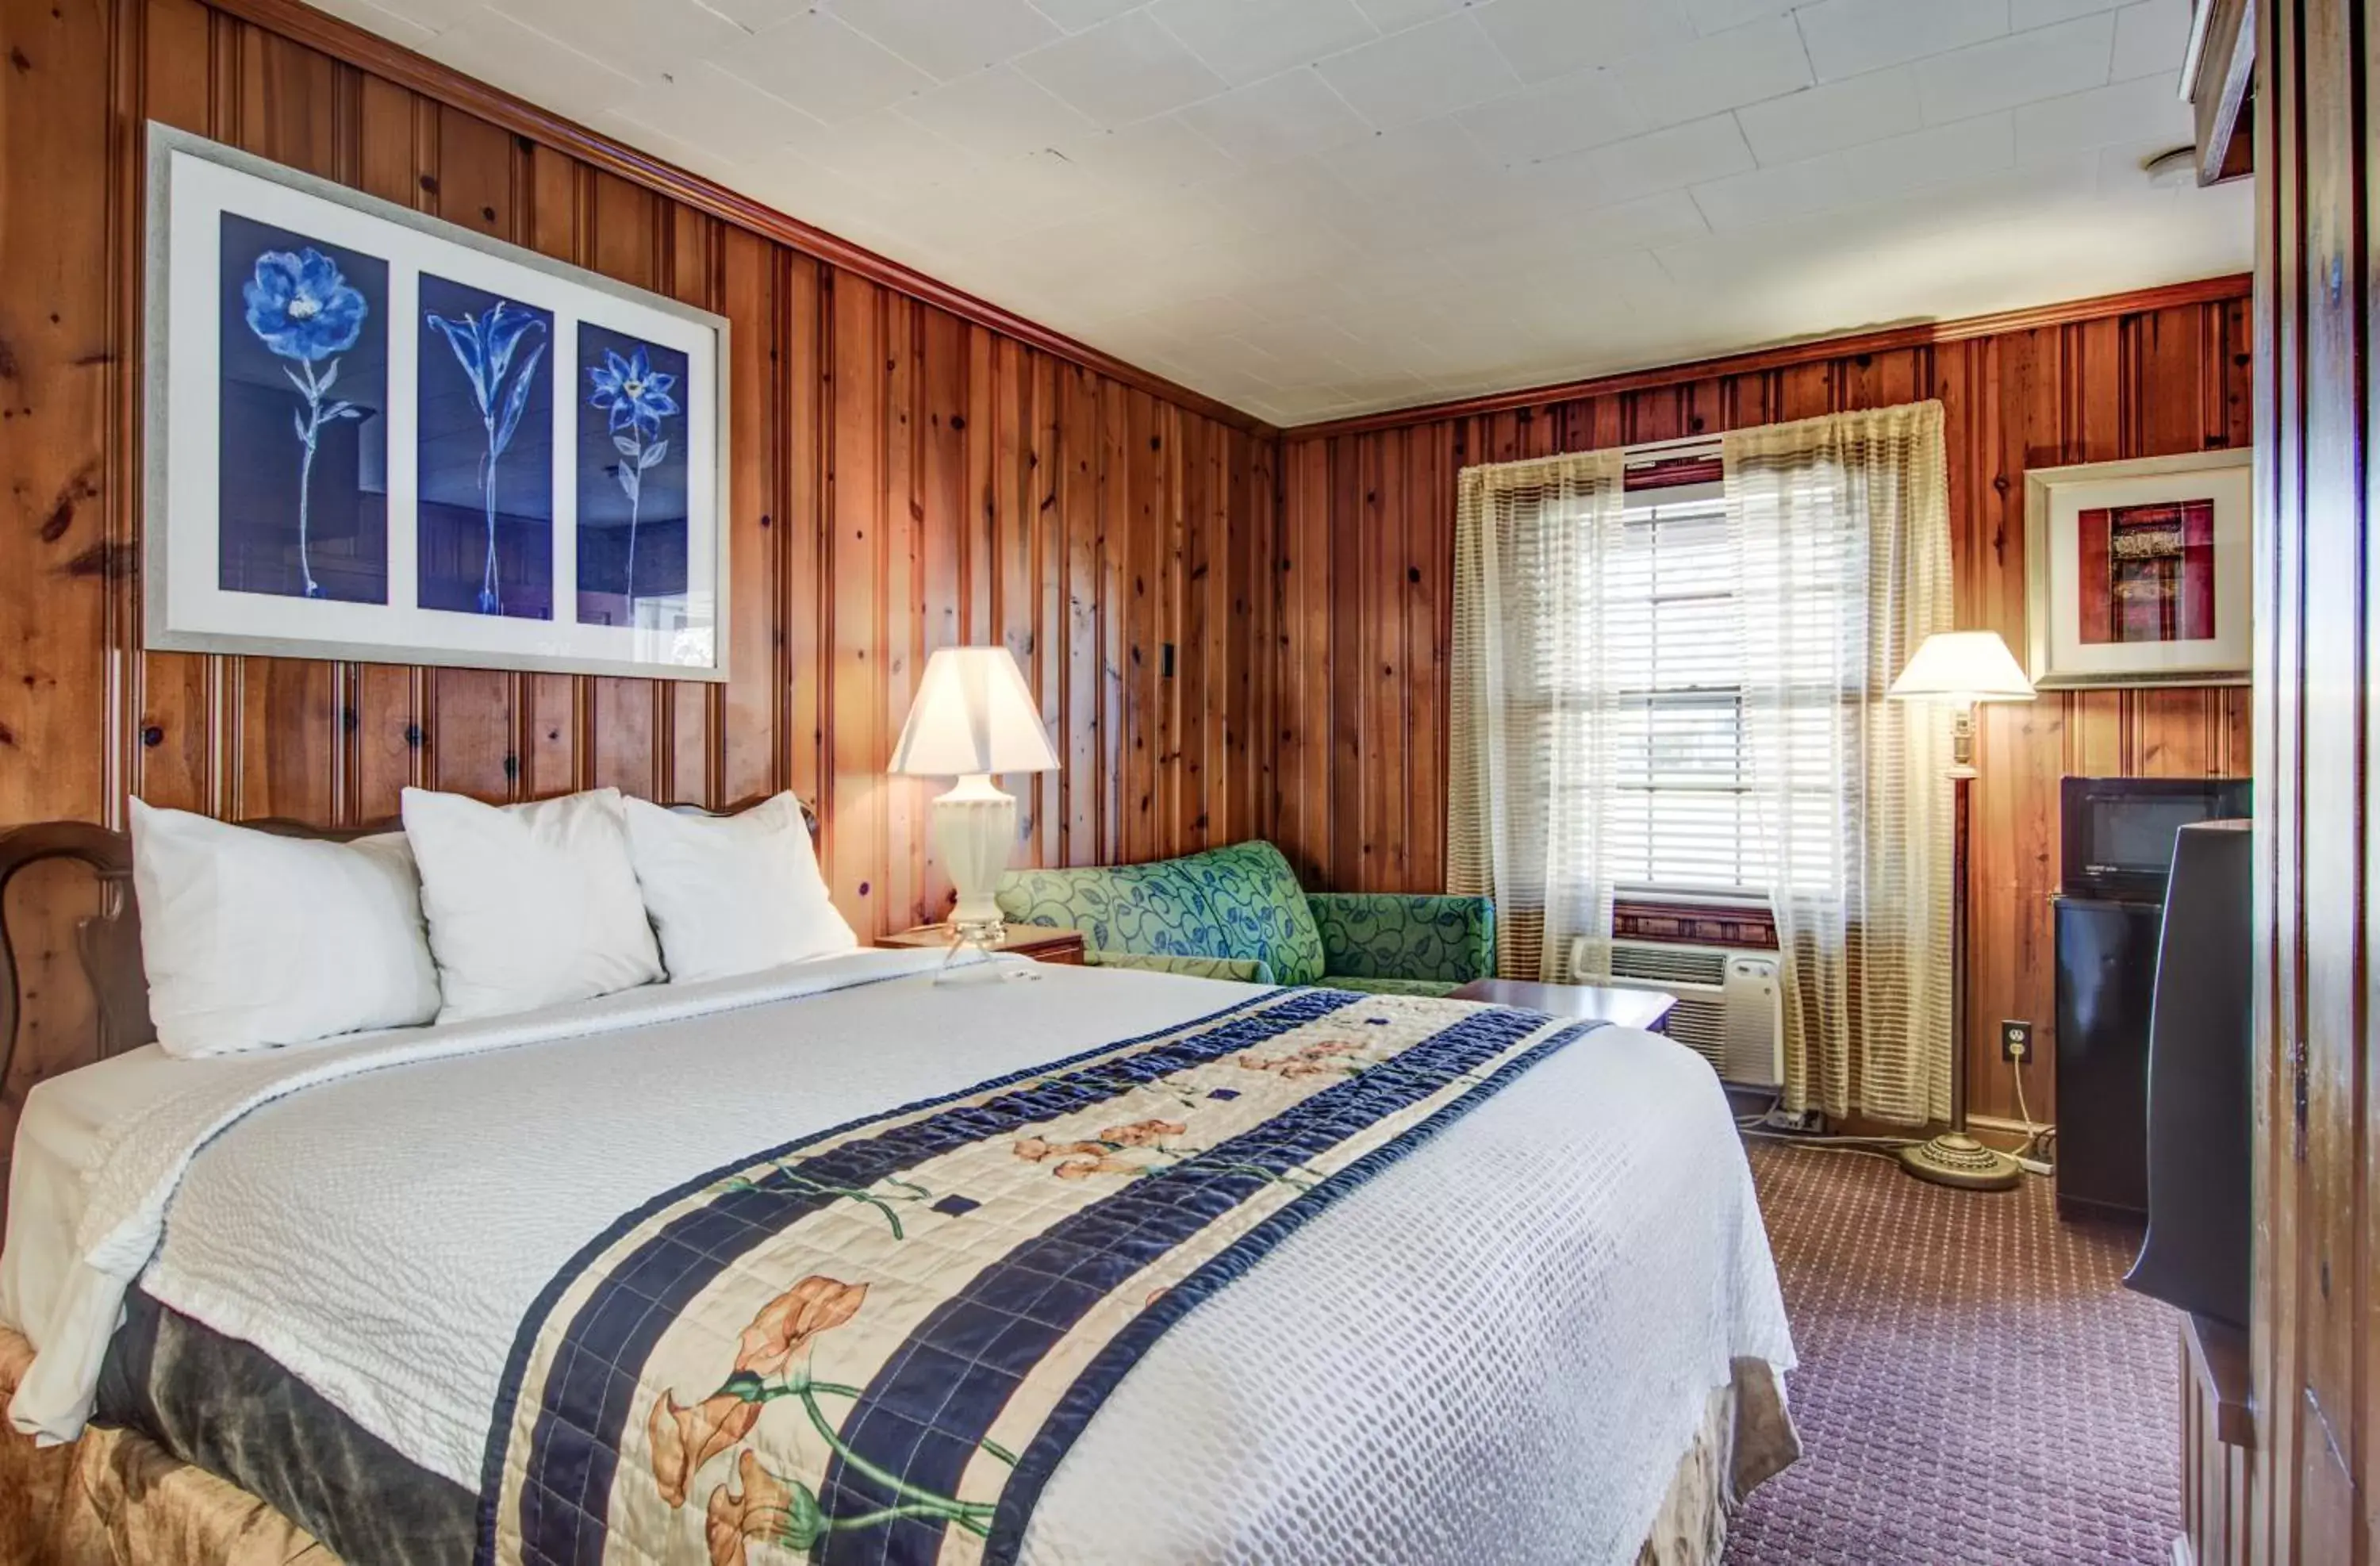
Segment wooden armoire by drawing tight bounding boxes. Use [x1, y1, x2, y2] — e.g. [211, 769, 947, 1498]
[2182, 1, 2380, 1562]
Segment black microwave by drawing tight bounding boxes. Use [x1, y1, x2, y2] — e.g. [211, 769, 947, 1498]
[2060, 776, 2251, 901]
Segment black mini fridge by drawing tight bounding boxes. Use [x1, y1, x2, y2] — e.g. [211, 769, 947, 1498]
[2052, 895, 2164, 1222]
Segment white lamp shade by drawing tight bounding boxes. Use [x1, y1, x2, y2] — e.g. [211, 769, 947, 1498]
[888, 646, 1061, 777]
[1888, 631, 2036, 704]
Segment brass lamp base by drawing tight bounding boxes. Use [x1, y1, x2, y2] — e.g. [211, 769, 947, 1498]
[1898, 1132, 2021, 1192]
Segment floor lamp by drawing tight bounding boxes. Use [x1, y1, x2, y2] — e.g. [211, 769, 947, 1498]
[1887, 631, 2037, 1192]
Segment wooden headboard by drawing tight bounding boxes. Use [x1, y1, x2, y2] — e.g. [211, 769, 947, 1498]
[0, 799, 819, 1096]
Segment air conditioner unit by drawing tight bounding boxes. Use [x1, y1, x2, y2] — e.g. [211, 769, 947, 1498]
[1578, 915, 1785, 1090]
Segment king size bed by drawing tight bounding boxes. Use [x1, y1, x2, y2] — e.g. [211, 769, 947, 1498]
[0, 798, 1797, 1566]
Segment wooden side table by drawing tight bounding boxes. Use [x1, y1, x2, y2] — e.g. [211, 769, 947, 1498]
[878, 923, 1087, 965]
[1446, 977, 1678, 1032]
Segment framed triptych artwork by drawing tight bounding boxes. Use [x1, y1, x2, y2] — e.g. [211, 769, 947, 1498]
[144, 125, 731, 682]
[2022, 449, 2253, 689]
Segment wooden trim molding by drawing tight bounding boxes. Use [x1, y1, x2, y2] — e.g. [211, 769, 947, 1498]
[197, 0, 1273, 437]
[1287, 274, 2255, 437]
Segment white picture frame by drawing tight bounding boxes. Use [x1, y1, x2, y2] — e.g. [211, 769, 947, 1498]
[144, 124, 731, 682]
[2023, 449, 2252, 690]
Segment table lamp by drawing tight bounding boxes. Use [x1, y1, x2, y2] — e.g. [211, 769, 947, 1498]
[1887, 629, 2036, 1191]
[888, 646, 1060, 958]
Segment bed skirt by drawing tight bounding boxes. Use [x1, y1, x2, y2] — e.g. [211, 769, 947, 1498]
[0, 1326, 1793, 1565]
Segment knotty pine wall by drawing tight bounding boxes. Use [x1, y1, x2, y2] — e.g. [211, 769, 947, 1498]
[1273, 282, 2255, 1126]
[0, 0, 1276, 1127]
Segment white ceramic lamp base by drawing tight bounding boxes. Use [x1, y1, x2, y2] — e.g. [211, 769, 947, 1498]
[931, 774, 1034, 983]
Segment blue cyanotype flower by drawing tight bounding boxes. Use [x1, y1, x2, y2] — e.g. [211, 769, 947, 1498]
[587, 346, 679, 437]
[426, 301, 547, 615]
[587, 345, 678, 608]
[243, 248, 369, 598]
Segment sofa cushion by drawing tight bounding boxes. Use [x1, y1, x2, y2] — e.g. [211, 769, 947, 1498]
[996, 859, 1224, 958]
[1324, 974, 1465, 998]
[1170, 841, 1327, 987]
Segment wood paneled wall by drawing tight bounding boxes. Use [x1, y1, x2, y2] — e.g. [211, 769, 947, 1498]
[1273, 282, 2255, 1126]
[2245, 2, 2374, 1560]
[0, 0, 1276, 1131]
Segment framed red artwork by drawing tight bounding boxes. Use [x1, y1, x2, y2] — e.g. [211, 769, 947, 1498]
[2024, 451, 2252, 689]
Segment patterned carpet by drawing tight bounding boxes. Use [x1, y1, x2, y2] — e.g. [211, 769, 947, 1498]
[1724, 1141, 2182, 1566]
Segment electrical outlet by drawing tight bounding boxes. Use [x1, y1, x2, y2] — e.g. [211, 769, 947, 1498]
[2001, 1019, 2035, 1063]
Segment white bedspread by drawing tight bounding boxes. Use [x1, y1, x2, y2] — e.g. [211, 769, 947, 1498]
[2, 954, 1794, 1565]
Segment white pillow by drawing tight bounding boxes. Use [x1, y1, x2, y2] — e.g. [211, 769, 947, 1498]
[623, 793, 857, 984]
[401, 786, 663, 1022]
[130, 800, 443, 1058]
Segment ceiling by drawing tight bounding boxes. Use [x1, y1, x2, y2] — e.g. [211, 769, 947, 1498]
[305, 0, 2253, 425]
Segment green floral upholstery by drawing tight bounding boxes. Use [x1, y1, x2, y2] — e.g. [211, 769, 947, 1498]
[1169, 840, 1327, 986]
[1307, 892, 1497, 986]
[998, 842, 1492, 996]
[1084, 950, 1274, 983]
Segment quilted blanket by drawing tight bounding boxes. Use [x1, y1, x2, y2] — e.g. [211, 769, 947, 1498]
[480, 986, 1601, 1566]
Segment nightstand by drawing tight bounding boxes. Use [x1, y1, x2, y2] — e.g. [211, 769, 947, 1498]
[878, 923, 1087, 965]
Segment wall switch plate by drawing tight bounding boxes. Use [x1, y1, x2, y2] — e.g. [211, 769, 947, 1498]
[2001, 1019, 2035, 1063]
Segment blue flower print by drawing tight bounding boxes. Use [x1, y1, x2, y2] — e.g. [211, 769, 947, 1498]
[587, 346, 679, 437]
[426, 300, 547, 616]
[586, 344, 679, 609]
[244, 248, 367, 363]
[242, 248, 369, 597]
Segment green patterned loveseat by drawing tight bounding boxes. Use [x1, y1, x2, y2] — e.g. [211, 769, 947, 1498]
[995, 840, 1494, 996]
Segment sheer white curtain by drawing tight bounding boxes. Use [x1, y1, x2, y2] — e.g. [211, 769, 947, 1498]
[1727, 403, 1954, 1124]
[1449, 448, 1629, 981]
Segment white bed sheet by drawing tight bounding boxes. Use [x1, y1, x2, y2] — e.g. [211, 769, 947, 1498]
[2, 955, 1795, 1565]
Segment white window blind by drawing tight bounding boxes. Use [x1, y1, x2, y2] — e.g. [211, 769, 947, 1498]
[1575, 491, 1861, 898]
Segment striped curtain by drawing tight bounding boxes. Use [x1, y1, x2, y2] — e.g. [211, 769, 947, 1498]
[1448, 448, 1630, 982]
[1727, 403, 1954, 1124]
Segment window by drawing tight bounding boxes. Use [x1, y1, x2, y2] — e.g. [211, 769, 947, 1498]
[1595, 493, 1761, 893]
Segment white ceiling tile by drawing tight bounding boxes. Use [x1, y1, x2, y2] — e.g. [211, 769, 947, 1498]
[1457, 67, 1645, 163]
[1150, 0, 1383, 86]
[1683, 0, 1795, 34]
[1320, 118, 1505, 198]
[716, 11, 935, 123]
[493, 0, 749, 86]
[900, 65, 1099, 155]
[1795, 0, 2011, 82]
[1014, 10, 1231, 126]
[1612, 16, 1814, 131]
[1178, 67, 1374, 164]
[611, 61, 829, 155]
[826, 0, 1062, 83]
[1025, 0, 1142, 29]
[1314, 15, 1522, 129]
[1690, 112, 2017, 229]
[425, 8, 642, 112]
[1428, 188, 1713, 274]
[780, 106, 979, 190]
[2010, 0, 2125, 25]
[1348, 0, 1464, 29]
[304, 0, 455, 46]
[1522, 114, 1756, 207]
[1472, 0, 1696, 85]
[1916, 13, 2114, 125]
[2109, 0, 2191, 83]
[1049, 115, 1245, 190]
[689, 0, 799, 29]
[1734, 66, 1922, 166]
[2013, 71, 2193, 156]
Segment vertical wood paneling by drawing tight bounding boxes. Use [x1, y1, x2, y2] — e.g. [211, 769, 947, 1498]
[1274, 289, 2256, 1128]
[0, 0, 1275, 1122]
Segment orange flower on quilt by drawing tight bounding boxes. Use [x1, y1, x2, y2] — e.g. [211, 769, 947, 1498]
[650, 1389, 762, 1510]
[705, 1449, 808, 1566]
[735, 1275, 869, 1380]
[1098, 1118, 1186, 1146]
[647, 1275, 869, 1508]
[1235, 1039, 1364, 1079]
